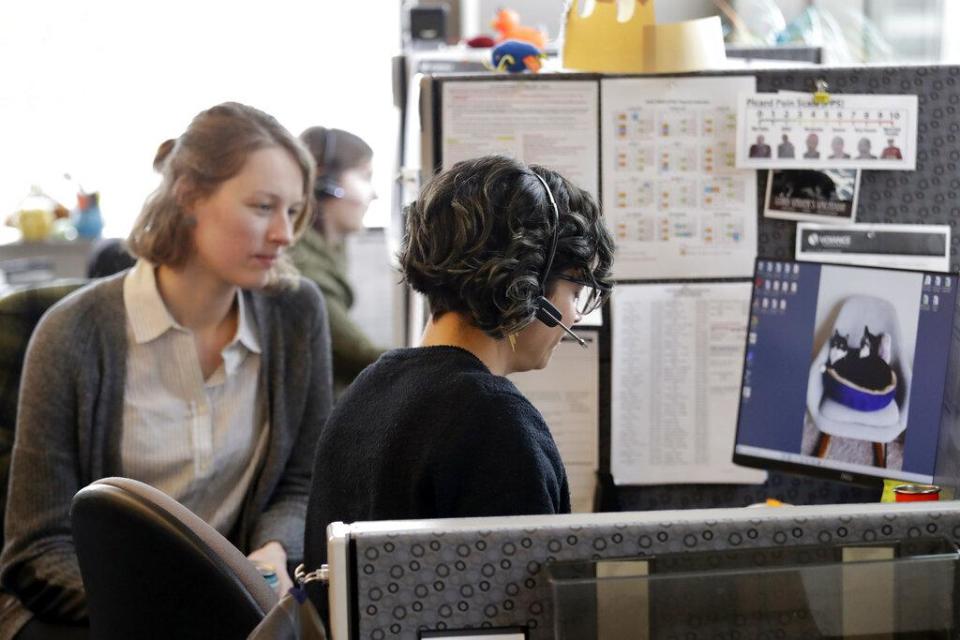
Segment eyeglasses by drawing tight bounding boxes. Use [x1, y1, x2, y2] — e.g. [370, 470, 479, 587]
[555, 273, 611, 316]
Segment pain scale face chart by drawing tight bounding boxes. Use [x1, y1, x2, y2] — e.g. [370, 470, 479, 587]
[602, 76, 759, 279]
[736, 93, 918, 171]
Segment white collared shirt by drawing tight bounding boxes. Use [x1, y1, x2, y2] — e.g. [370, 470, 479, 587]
[121, 260, 269, 537]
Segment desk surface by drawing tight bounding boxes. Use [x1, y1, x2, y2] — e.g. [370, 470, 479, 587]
[0, 237, 95, 289]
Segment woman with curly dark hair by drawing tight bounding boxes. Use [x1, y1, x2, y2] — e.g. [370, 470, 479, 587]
[303, 155, 614, 578]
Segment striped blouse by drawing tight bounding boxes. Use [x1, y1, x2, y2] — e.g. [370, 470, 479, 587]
[121, 261, 268, 537]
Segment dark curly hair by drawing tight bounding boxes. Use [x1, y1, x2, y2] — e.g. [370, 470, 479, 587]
[399, 155, 615, 338]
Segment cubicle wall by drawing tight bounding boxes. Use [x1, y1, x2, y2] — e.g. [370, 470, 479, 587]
[328, 501, 960, 639]
[420, 64, 960, 510]
[424, 65, 960, 266]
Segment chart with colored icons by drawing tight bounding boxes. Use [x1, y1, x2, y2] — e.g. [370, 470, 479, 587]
[736, 92, 919, 170]
[602, 76, 758, 279]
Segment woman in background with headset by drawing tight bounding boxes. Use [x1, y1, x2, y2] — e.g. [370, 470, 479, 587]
[303, 155, 614, 591]
[289, 127, 385, 395]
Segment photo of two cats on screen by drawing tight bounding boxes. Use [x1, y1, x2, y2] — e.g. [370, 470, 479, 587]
[801, 267, 920, 471]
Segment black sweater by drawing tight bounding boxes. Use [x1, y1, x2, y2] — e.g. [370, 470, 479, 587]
[304, 346, 570, 568]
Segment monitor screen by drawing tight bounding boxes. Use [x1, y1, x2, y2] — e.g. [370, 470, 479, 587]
[733, 259, 959, 487]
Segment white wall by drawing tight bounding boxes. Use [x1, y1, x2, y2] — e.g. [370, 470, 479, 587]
[473, 0, 717, 42]
[944, 1, 960, 62]
[771, 0, 809, 22]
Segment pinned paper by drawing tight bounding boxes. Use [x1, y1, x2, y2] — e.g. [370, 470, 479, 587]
[640, 16, 727, 73]
[562, 0, 656, 73]
[736, 93, 919, 171]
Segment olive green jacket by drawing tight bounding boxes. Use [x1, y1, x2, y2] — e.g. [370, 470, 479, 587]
[290, 229, 385, 394]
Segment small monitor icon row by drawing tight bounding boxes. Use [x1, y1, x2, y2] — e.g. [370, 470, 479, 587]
[761, 279, 798, 294]
[758, 298, 787, 311]
[758, 261, 800, 276]
[923, 274, 952, 289]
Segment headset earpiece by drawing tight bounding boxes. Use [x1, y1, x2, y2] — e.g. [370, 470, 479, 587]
[535, 296, 562, 327]
[314, 179, 345, 200]
[314, 128, 344, 200]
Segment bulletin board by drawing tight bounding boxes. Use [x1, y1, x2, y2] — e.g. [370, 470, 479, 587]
[421, 64, 960, 510]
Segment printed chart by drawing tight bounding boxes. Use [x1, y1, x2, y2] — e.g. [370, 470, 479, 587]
[602, 77, 758, 279]
[736, 93, 918, 170]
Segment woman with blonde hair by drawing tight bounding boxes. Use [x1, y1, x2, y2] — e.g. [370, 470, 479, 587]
[0, 102, 333, 639]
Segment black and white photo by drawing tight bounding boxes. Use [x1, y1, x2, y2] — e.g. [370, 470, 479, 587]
[764, 168, 860, 223]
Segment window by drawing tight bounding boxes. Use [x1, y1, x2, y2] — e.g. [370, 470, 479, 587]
[0, 2, 400, 237]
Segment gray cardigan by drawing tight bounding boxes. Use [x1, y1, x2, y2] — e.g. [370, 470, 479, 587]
[0, 272, 332, 632]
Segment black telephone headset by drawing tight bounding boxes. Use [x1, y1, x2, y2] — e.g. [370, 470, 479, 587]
[531, 171, 586, 347]
[313, 128, 345, 200]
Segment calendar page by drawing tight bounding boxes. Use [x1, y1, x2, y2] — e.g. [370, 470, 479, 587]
[736, 93, 918, 171]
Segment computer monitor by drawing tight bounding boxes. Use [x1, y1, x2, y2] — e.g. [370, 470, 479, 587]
[733, 259, 960, 488]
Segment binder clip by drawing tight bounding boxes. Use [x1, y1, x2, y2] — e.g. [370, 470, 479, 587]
[813, 79, 830, 105]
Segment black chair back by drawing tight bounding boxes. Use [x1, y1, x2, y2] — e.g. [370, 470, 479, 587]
[0, 279, 86, 548]
[72, 477, 278, 639]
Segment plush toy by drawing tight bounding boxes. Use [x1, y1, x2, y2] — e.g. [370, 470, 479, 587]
[490, 39, 545, 73]
[492, 8, 547, 50]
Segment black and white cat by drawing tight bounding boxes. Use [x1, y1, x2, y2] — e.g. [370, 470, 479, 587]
[828, 326, 891, 366]
[826, 325, 893, 391]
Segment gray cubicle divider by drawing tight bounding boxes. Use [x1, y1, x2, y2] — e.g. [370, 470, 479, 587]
[424, 65, 960, 270]
[422, 65, 960, 510]
[328, 501, 960, 639]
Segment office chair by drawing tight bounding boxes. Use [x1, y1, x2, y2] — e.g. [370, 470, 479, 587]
[0, 279, 86, 549]
[71, 477, 278, 640]
[85, 238, 135, 278]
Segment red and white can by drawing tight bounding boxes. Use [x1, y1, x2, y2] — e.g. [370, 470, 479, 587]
[894, 484, 941, 502]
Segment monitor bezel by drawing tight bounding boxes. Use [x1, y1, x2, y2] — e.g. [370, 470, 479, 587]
[732, 257, 960, 489]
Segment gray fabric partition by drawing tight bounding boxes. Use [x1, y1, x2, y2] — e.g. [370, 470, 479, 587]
[344, 502, 960, 639]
